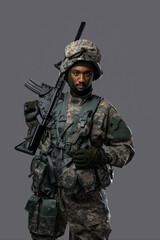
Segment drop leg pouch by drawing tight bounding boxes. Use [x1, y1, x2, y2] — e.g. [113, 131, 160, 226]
[25, 194, 57, 237]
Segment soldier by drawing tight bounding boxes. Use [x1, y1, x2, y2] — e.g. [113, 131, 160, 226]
[24, 39, 135, 240]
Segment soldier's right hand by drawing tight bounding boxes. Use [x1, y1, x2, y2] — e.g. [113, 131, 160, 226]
[24, 100, 40, 122]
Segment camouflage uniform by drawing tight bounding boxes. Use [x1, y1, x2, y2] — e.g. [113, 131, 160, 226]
[25, 40, 135, 240]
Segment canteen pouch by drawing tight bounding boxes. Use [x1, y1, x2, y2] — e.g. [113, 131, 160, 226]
[25, 195, 57, 236]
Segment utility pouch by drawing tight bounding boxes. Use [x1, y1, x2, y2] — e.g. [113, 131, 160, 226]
[62, 164, 82, 196]
[30, 155, 54, 197]
[25, 195, 57, 236]
[96, 164, 114, 189]
[76, 168, 97, 194]
[30, 155, 47, 194]
[25, 194, 40, 214]
[62, 165, 77, 189]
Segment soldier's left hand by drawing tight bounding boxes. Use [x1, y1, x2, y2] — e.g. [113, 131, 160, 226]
[72, 146, 111, 169]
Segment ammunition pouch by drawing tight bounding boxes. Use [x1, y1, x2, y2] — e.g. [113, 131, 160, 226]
[62, 166, 77, 189]
[76, 168, 97, 194]
[25, 194, 57, 237]
[62, 165, 97, 195]
[62, 163, 113, 195]
[29, 154, 55, 197]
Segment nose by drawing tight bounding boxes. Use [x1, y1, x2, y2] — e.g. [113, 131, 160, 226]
[78, 73, 85, 83]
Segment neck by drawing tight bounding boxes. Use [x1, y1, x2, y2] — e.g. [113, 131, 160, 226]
[70, 85, 93, 98]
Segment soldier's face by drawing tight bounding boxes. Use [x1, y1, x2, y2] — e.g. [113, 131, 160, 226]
[70, 66, 93, 92]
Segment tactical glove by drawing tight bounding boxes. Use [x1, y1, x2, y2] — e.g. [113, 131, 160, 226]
[24, 100, 40, 122]
[72, 146, 111, 169]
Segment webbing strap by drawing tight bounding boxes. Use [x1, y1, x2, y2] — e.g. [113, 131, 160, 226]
[52, 94, 102, 186]
[54, 94, 102, 153]
[57, 93, 69, 139]
[63, 95, 102, 143]
[47, 155, 56, 184]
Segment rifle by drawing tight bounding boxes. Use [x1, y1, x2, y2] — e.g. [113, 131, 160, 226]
[15, 21, 86, 155]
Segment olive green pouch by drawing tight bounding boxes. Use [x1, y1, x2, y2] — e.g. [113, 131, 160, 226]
[25, 195, 57, 236]
[25, 194, 40, 214]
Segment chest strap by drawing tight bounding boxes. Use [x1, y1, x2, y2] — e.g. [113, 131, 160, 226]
[55, 94, 102, 151]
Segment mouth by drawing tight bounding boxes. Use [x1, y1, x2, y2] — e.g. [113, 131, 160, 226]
[76, 84, 86, 90]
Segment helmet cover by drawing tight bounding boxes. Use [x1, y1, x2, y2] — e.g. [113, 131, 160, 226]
[60, 39, 103, 80]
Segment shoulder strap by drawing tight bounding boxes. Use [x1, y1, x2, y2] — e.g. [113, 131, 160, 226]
[56, 93, 70, 139]
[63, 95, 102, 141]
[80, 95, 102, 122]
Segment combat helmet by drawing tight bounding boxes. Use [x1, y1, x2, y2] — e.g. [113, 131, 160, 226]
[59, 39, 103, 80]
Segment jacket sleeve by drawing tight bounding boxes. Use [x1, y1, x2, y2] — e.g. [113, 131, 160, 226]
[104, 104, 135, 168]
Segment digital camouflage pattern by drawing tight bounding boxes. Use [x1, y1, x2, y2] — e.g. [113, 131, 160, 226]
[65, 39, 101, 62]
[31, 188, 111, 240]
[24, 90, 134, 239]
[23, 36, 135, 239]
[59, 39, 102, 80]
[46, 92, 134, 168]
[60, 188, 111, 240]
[28, 199, 56, 237]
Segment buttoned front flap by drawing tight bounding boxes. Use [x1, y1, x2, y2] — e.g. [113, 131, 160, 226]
[62, 167, 77, 188]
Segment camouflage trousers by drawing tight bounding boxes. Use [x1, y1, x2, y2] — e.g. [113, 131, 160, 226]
[31, 188, 112, 240]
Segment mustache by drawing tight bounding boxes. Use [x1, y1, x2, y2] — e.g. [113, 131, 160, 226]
[76, 83, 86, 87]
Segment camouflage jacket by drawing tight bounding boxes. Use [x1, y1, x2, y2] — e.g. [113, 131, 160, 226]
[25, 91, 134, 193]
[37, 91, 135, 168]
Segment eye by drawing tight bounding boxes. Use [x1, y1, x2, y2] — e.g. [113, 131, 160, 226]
[73, 71, 79, 76]
[84, 71, 92, 77]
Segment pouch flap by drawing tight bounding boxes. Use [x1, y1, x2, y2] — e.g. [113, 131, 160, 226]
[40, 199, 57, 218]
[77, 169, 96, 188]
[24, 194, 40, 214]
[62, 167, 77, 188]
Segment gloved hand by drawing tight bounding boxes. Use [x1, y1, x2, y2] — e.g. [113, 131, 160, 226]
[24, 100, 40, 122]
[72, 146, 111, 169]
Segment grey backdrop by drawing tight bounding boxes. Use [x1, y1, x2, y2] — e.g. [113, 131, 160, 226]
[0, 0, 159, 239]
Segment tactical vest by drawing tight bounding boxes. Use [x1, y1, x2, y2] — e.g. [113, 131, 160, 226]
[25, 93, 113, 237]
[47, 93, 113, 195]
